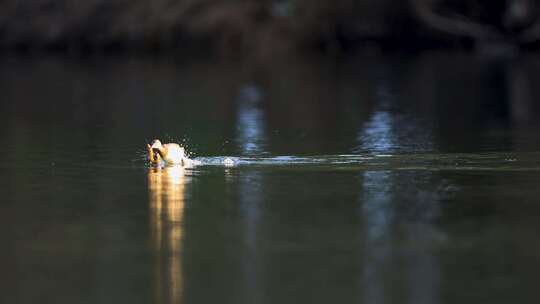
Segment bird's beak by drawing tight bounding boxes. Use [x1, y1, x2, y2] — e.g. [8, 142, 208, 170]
[152, 148, 160, 156]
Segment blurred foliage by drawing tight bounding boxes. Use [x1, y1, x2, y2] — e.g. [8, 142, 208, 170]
[0, 0, 539, 54]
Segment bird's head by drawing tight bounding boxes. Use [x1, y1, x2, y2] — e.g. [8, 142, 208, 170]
[147, 139, 164, 164]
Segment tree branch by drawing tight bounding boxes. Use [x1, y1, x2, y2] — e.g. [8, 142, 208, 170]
[410, 0, 503, 41]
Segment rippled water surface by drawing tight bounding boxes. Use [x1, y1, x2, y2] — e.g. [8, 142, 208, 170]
[2, 53, 540, 303]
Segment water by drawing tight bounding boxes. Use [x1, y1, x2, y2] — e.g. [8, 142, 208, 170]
[2, 52, 540, 303]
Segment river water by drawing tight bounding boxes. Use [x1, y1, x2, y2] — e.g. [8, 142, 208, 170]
[2, 52, 540, 303]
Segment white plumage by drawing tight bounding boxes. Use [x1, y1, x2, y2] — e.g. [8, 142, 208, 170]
[148, 139, 188, 165]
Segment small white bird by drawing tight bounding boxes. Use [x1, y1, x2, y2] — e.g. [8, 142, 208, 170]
[147, 139, 188, 165]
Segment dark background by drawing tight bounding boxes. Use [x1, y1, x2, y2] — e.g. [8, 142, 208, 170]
[2, 0, 540, 56]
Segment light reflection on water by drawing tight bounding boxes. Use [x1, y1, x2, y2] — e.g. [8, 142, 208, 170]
[238, 171, 264, 303]
[236, 84, 266, 155]
[148, 165, 190, 304]
[361, 170, 442, 304]
[357, 63, 398, 154]
[228, 82, 265, 304]
[359, 111, 397, 153]
[361, 171, 394, 304]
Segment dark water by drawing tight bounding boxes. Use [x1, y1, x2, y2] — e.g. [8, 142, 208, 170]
[2, 52, 540, 304]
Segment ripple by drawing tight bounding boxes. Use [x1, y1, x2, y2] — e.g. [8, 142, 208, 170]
[9, 152, 535, 172]
[186, 152, 540, 171]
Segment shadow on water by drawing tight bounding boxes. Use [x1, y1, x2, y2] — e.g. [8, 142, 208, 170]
[3, 51, 540, 303]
